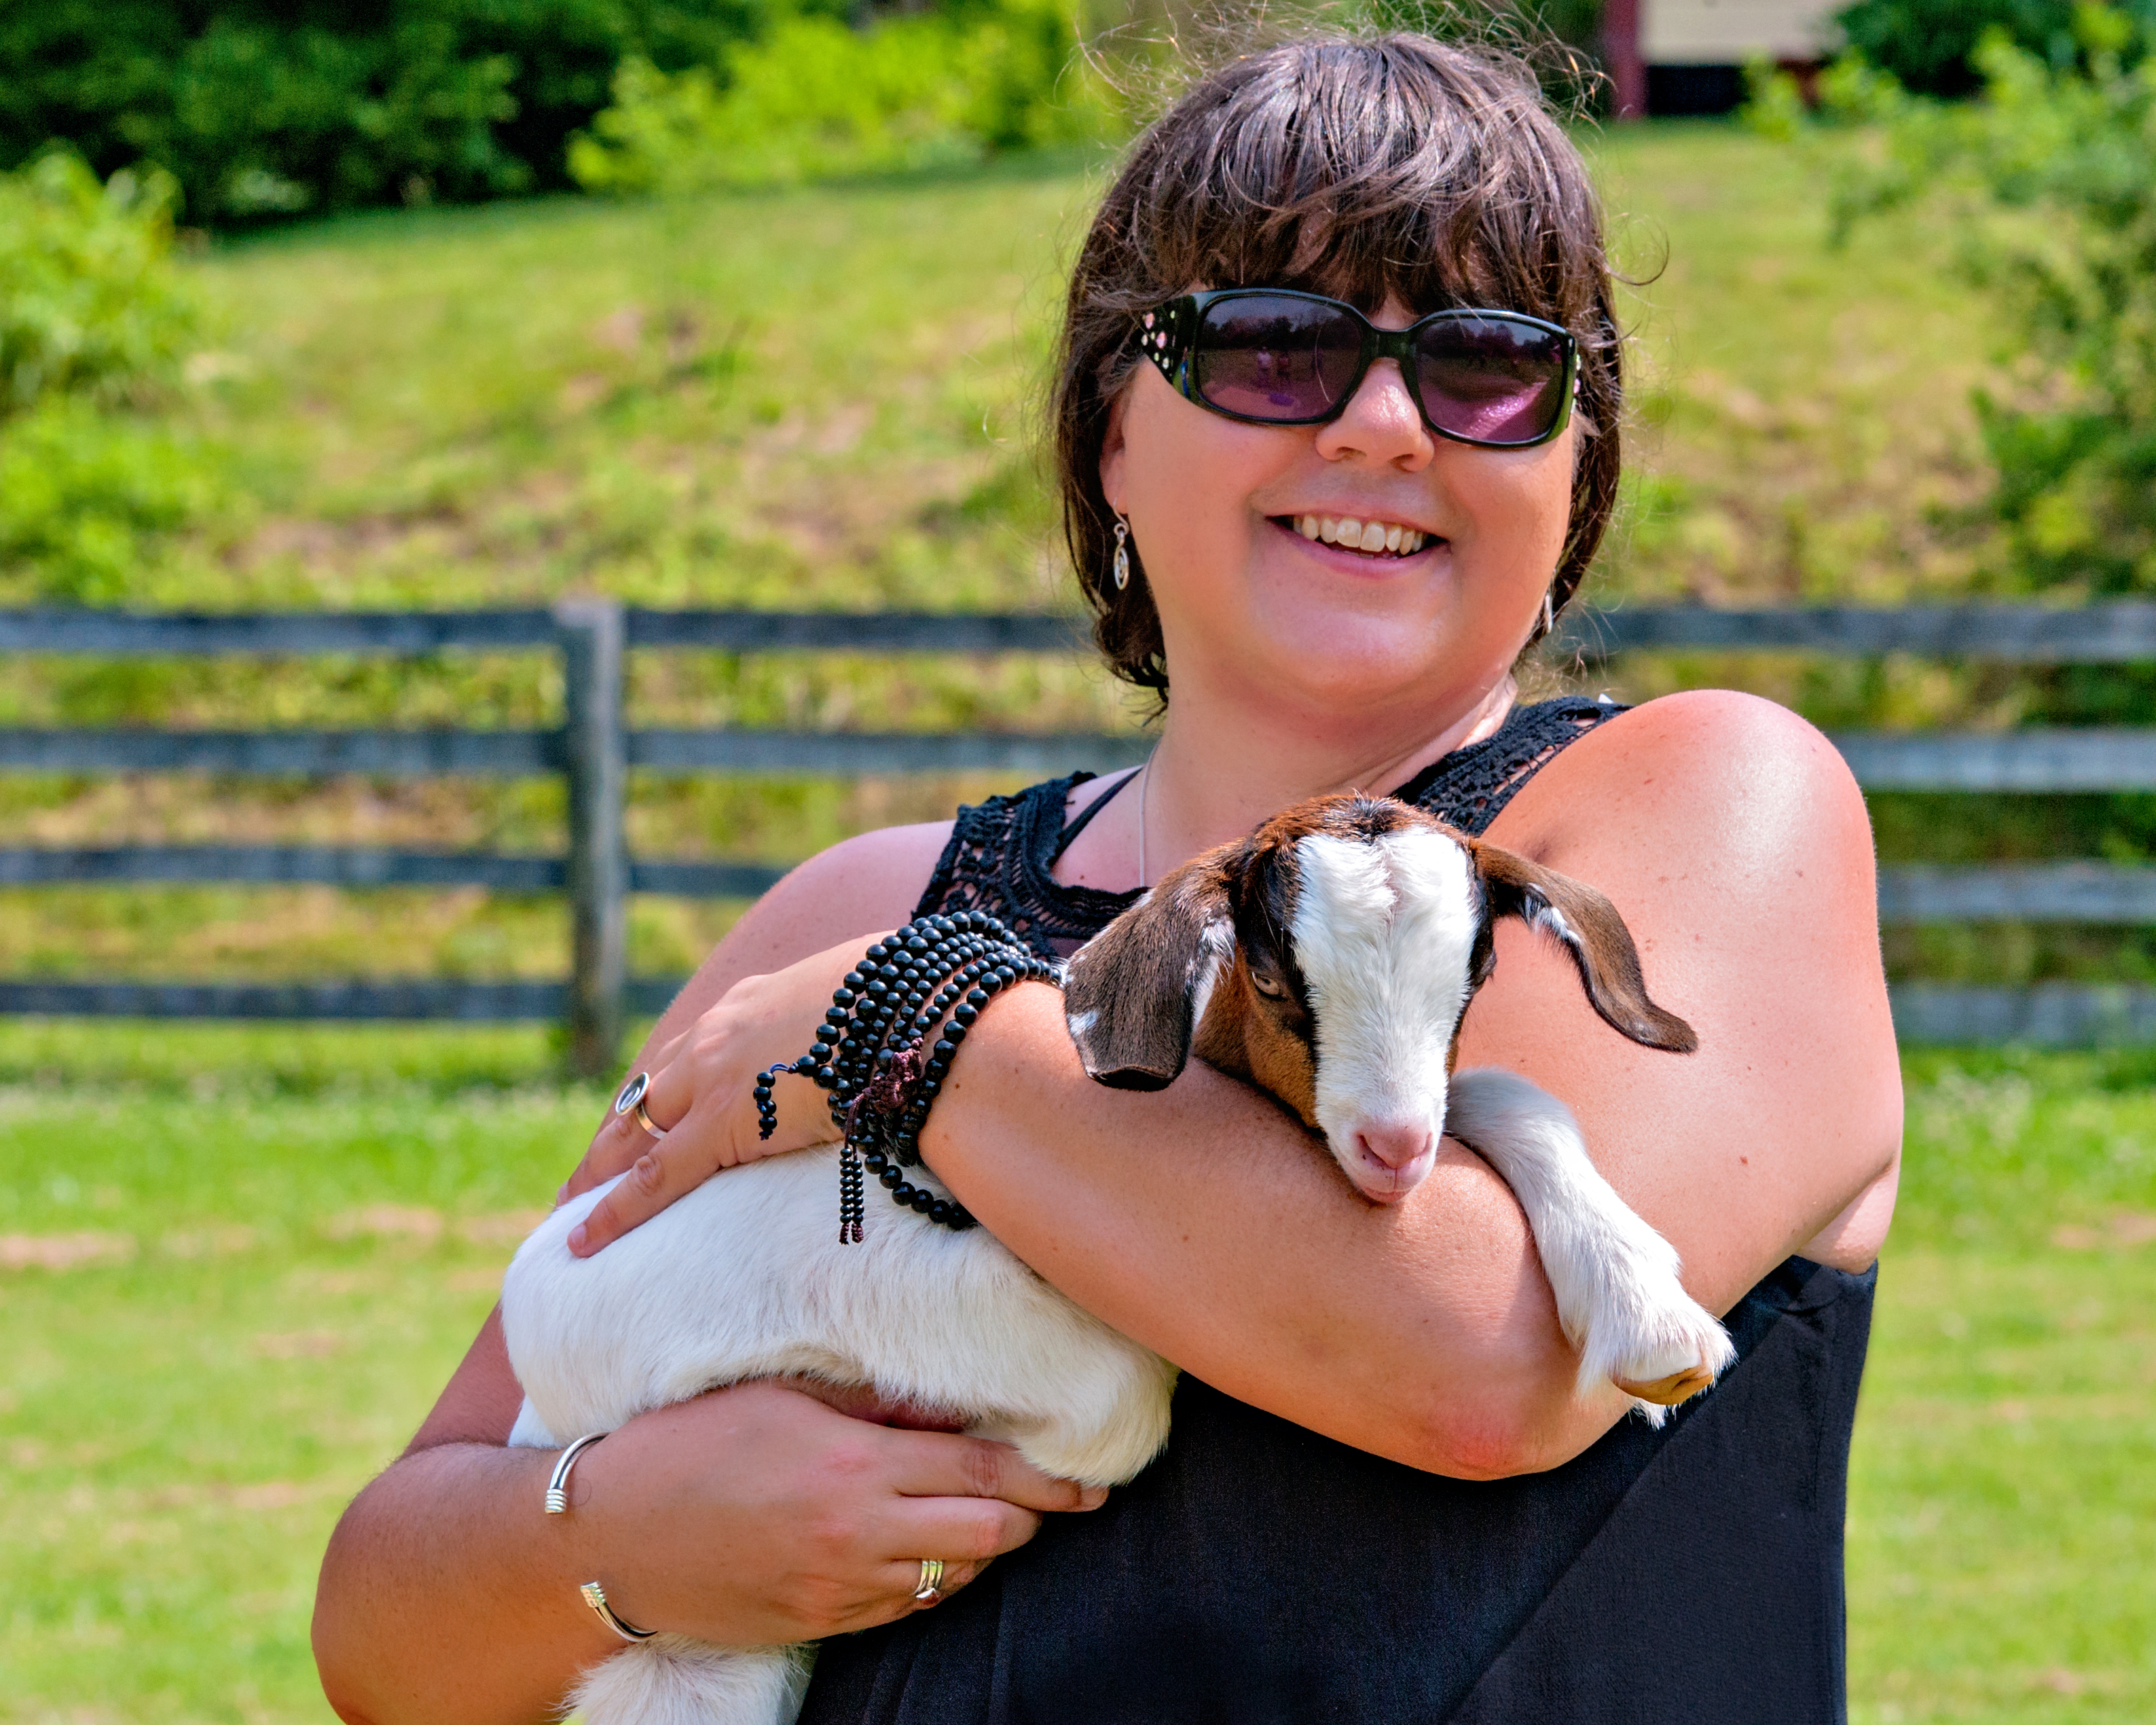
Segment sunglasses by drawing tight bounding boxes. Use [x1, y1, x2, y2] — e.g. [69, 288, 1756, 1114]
[1135, 289, 1579, 449]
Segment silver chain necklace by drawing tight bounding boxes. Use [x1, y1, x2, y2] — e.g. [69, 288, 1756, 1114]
[1136, 752, 1155, 890]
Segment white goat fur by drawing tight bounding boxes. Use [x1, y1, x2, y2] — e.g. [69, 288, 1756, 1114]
[499, 822, 1730, 1725]
[502, 1152, 1178, 1725]
[1295, 829, 1478, 1155]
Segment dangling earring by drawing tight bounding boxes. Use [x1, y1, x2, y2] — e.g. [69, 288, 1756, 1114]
[1112, 516, 1131, 592]
[1541, 588, 1556, 638]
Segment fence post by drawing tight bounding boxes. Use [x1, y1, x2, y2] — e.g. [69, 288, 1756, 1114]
[556, 598, 627, 1078]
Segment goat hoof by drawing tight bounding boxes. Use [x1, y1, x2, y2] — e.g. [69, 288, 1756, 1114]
[1614, 1364, 1717, 1406]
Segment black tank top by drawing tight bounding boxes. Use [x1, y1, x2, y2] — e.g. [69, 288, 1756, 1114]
[800, 697, 1878, 1725]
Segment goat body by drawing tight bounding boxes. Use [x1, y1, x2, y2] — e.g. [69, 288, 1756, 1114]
[500, 793, 1732, 1725]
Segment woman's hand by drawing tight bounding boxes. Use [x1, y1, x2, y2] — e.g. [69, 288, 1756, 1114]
[558, 934, 887, 1255]
[314, 1368, 1109, 1725]
[564, 1380, 1105, 1644]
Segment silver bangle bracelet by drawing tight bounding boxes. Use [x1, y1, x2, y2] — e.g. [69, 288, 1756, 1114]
[544, 1432, 609, 1515]
[580, 1580, 656, 1641]
[546, 1437, 655, 1640]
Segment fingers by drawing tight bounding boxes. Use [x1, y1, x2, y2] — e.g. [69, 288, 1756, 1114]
[883, 1429, 1110, 1516]
[566, 1066, 830, 1253]
[556, 1039, 687, 1207]
[568, 1092, 734, 1254]
[876, 1556, 987, 1612]
[881, 1493, 1044, 1565]
[557, 1103, 661, 1207]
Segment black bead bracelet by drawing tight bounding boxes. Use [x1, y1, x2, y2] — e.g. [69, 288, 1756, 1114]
[754, 911, 1061, 1242]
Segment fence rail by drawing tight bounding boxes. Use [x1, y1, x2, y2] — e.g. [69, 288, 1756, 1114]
[12, 725, 2156, 791]
[4, 602, 2155, 1064]
[11, 600, 2156, 659]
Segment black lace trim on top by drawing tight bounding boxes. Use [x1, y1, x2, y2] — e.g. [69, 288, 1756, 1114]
[913, 695, 1628, 959]
[913, 768, 1145, 959]
[1393, 693, 1625, 835]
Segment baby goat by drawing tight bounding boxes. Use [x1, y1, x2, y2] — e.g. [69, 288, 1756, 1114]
[499, 792, 1732, 1725]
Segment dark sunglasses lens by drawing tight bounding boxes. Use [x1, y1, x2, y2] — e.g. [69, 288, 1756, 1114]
[1191, 297, 1362, 421]
[1413, 317, 1569, 444]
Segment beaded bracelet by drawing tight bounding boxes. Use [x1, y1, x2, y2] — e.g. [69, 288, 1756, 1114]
[754, 911, 1061, 1242]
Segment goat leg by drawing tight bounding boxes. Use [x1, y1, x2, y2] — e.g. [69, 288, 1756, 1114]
[1443, 1067, 1736, 1423]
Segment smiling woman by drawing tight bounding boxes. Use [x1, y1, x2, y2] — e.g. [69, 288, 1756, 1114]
[313, 31, 1902, 1725]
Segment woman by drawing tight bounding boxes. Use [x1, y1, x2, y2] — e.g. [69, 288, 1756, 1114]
[315, 33, 1901, 1724]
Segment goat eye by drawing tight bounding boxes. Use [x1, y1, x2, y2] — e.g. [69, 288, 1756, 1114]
[1250, 971, 1286, 998]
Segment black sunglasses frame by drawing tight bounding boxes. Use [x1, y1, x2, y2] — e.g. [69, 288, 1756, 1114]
[1135, 289, 1580, 450]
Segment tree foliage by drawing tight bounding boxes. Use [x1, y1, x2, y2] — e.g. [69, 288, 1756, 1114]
[1832, 0, 2100, 96]
[0, 2, 812, 223]
[568, 0, 1113, 194]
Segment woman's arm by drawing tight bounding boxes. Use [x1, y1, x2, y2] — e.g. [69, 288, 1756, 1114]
[921, 692, 1901, 1476]
[557, 691, 1901, 1481]
[314, 823, 1106, 1725]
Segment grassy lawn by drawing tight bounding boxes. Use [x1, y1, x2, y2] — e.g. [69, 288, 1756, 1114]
[1, 1027, 2150, 1723]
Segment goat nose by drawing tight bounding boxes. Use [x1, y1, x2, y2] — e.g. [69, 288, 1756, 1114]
[1355, 1123, 1436, 1172]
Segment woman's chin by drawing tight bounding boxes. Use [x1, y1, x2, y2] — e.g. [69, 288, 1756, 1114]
[1156, 539, 1527, 727]
[1222, 617, 1501, 721]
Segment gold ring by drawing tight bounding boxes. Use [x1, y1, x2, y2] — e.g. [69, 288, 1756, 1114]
[912, 1557, 945, 1603]
[614, 1072, 664, 1139]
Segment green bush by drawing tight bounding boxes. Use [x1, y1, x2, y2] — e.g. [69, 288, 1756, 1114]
[1844, 22, 2156, 599]
[1833, 0, 2093, 96]
[0, 150, 194, 412]
[0, 2, 809, 223]
[0, 149, 227, 603]
[1758, 5, 2156, 748]
[568, 0, 1116, 194]
[0, 397, 229, 604]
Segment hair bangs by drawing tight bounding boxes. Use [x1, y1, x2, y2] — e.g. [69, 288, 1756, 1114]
[1154, 41, 1574, 322]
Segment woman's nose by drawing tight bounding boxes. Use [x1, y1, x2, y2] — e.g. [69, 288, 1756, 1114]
[1313, 358, 1433, 469]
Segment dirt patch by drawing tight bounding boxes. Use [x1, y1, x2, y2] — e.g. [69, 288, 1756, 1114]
[456, 1210, 547, 1248]
[2050, 1212, 2156, 1251]
[164, 1225, 258, 1259]
[1, 1231, 136, 1271]
[254, 1330, 346, 1360]
[323, 1204, 444, 1242]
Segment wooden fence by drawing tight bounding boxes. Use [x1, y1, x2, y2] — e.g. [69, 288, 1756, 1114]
[4, 601, 2155, 1072]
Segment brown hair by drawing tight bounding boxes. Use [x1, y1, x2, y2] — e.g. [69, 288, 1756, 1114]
[1051, 32, 1623, 702]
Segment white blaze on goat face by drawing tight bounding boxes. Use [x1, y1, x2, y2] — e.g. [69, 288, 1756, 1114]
[1290, 828, 1480, 1201]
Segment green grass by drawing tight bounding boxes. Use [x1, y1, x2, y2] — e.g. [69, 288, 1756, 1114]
[2, 1029, 2151, 1722]
[1850, 1051, 2156, 1722]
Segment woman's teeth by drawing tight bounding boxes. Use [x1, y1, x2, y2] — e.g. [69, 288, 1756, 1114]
[1293, 515, 1428, 556]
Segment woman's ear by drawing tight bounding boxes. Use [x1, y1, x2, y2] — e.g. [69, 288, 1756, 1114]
[1099, 385, 1131, 518]
[1063, 854, 1237, 1090]
[1472, 841, 1698, 1054]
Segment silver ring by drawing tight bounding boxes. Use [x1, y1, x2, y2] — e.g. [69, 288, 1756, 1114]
[912, 1557, 945, 1603]
[614, 1072, 664, 1140]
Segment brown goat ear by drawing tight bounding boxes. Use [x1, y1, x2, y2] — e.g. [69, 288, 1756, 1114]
[1062, 853, 1237, 1091]
[1472, 841, 1698, 1054]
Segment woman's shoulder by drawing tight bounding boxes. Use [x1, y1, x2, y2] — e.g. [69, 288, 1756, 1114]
[726, 774, 1102, 974]
[713, 822, 957, 978]
[771, 821, 957, 919]
[1468, 688, 1901, 1282]
[1495, 688, 1867, 867]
